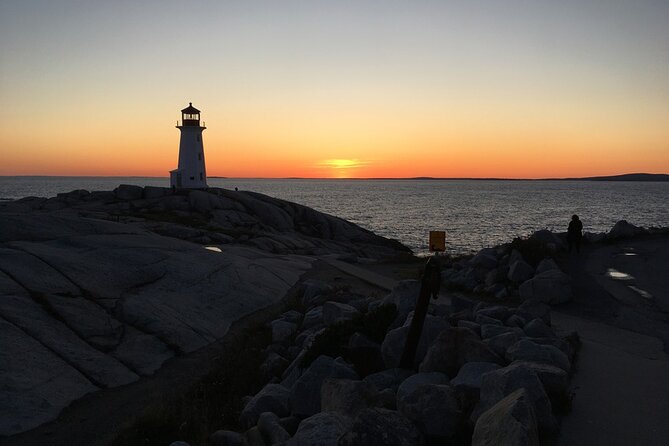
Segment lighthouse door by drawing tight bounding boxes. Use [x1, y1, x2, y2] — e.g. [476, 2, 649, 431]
[176, 173, 182, 188]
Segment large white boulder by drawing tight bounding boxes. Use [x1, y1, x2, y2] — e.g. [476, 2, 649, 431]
[291, 356, 358, 417]
[239, 383, 292, 428]
[397, 384, 461, 440]
[473, 365, 556, 434]
[288, 412, 353, 446]
[518, 270, 572, 305]
[381, 315, 449, 368]
[507, 260, 534, 283]
[472, 388, 540, 446]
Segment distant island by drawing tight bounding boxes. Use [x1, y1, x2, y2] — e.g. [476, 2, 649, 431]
[247, 173, 669, 181]
[569, 173, 669, 182]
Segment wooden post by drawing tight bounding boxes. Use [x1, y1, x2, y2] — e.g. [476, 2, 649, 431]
[399, 257, 439, 369]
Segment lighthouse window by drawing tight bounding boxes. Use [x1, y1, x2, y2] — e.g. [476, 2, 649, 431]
[197, 135, 201, 142]
[198, 153, 201, 160]
[199, 173, 203, 180]
[190, 176, 195, 180]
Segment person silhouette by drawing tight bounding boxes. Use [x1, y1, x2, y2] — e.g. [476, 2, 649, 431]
[567, 214, 583, 253]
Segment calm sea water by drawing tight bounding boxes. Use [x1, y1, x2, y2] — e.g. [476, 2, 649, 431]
[1, 176, 667, 254]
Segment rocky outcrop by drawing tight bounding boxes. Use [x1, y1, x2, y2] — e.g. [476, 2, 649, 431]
[0, 186, 413, 436]
[519, 270, 573, 304]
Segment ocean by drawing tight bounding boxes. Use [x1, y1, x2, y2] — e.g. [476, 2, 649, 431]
[1, 176, 667, 254]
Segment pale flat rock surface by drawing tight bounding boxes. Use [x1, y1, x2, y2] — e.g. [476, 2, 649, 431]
[0, 188, 410, 436]
[0, 211, 310, 435]
[555, 235, 669, 446]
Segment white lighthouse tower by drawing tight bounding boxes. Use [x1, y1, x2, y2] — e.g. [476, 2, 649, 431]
[170, 102, 208, 189]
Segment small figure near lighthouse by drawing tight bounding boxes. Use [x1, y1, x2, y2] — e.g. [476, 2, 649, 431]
[170, 102, 207, 189]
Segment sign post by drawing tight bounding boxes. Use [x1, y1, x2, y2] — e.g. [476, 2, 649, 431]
[429, 230, 446, 253]
[399, 231, 445, 369]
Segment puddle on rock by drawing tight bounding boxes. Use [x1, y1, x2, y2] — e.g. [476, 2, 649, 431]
[205, 246, 222, 253]
[606, 268, 634, 281]
[628, 286, 653, 300]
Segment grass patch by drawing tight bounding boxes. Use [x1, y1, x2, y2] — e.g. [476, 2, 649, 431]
[110, 324, 271, 446]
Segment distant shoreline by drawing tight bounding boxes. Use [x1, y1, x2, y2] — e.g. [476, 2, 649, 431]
[2, 173, 668, 181]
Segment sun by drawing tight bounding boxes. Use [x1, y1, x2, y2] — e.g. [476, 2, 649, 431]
[316, 159, 370, 178]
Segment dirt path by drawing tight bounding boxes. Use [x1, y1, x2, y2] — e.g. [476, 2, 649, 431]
[554, 235, 669, 446]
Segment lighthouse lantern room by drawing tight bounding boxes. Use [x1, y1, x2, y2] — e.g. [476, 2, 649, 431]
[170, 102, 208, 189]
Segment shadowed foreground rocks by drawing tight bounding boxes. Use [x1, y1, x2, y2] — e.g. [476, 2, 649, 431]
[0, 186, 410, 437]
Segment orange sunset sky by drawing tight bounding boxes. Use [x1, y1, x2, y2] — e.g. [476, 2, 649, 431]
[1, 1, 668, 179]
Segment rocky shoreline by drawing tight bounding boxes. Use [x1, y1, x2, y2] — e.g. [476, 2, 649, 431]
[1, 186, 666, 445]
[0, 186, 409, 437]
[173, 269, 577, 446]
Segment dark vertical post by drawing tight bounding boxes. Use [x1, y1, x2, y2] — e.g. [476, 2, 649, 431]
[399, 257, 439, 369]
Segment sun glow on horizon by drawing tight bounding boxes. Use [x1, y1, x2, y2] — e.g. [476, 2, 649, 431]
[1, 1, 668, 178]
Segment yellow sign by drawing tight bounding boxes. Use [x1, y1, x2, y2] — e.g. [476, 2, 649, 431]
[429, 231, 446, 252]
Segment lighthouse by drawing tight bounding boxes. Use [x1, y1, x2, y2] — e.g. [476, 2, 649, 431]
[170, 102, 208, 189]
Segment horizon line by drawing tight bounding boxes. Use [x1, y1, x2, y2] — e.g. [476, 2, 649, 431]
[1, 172, 668, 181]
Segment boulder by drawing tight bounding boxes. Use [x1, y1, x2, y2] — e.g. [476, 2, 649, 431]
[523, 318, 556, 339]
[474, 365, 555, 434]
[210, 430, 245, 446]
[143, 186, 170, 199]
[475, 314, 504, 326]
[535, 258, 559, 274]
[608, 220, 647, 239]
[260, 352, 290, 379]
[321, 378, 377, 415]
[507, 260, 534, 283]
[279, 310, 304, 325]
[396, 372, 450, 403]
[453, 364, 497, 388]
[529, 229, 565, 251]
[301, 306, 324, 329]
[363, 368, 414, 393]
[339, 408, 423, 446]
[481, 324, 524, 340]
[291, 356, 358, 417]
[457, 320, 481, 336]
[506, 339, 570, 372]
[380, 280, 421, 329]
[471, 388, 539, 446]
[257, 411, 291, 444]
[397, 384, 461, 440]
[470, 250, 498, 269]
[419, 328, 502, 377]
[114, 184, 143, 200]
[508, 361, 568, 397]
[271, 320, 298, 343]
[516, 301, 551, 326]
[484, 332, 521, 358]
[519, 270, 572, 305]
[475, 305, 510, 322]
[287, 412, 352, 446]
[322, 301, 360, 327]
[381, 315, 448, 368]
[505, 314, 526, 328]
[239, 383, 292, 428]
[301, 280, 332, 308]
[527, 337, 575, 362]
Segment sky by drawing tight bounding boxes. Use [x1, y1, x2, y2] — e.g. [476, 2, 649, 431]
[1, 0, 668, 178]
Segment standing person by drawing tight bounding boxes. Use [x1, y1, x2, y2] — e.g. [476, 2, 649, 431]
[567, 214, 583, 253]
